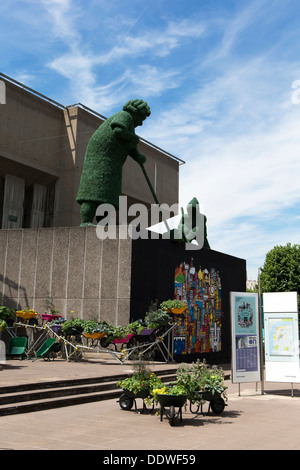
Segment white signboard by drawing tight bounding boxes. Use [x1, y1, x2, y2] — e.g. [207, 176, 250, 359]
[263, 292, 299, 383]
[230, 292, 261, 383]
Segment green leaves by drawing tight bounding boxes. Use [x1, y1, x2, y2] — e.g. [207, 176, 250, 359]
[117, 372, 163, 395]
[260, 243, 300, 310]
[0, 320, 8, 330]
[175, 360, 226, 403]
[160, 300, 186, 310]
[0, 306, 16, 321]
[144, 303, 172, 329]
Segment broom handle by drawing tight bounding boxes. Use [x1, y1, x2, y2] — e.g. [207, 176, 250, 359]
[139, 163, 170, 232]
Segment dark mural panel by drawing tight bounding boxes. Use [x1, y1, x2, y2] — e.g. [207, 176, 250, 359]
[130, 236, 246, 364]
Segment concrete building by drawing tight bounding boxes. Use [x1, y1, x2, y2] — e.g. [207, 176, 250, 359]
[0, 73, 183, 230]
[0, 73, 185, 322]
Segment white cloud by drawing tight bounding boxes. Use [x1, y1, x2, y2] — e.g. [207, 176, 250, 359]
[98, 17, 206, 64]
[43, 3, 207, 110]
[41, 0, 80, 42]
[125, 65, 181, 97]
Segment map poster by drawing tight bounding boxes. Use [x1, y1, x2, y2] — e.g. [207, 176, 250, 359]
[263, 292, 299, 383]
[264, 312, 300, 382]
[267, 317, 295, 358]
[230, 292, 261, 383]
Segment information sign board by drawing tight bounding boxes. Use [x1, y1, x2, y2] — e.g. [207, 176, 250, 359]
[263, 292, 299, 383]
[230, 292, 261, 383]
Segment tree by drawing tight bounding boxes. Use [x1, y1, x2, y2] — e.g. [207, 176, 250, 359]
[260, 243, 300, 310]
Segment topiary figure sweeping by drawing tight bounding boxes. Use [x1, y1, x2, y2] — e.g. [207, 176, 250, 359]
[76, 99, 151, 226]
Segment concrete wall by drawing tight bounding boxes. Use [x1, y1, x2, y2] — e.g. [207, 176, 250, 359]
[0, 226, 132, 326]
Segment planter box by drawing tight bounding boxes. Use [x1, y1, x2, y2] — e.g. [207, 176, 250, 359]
[84, 332, 106, 339]
[123, 388, 150, 399]
[63, 327, 84, 336]
[50, 324, 62, 334]
[169, 307, 187, 315]
[140, 328, 155, 335]
[157, 394, 188, 408]
[16, 311, 38, 320]
[41, 314, 62, 322]
[112, 333, 134, 344]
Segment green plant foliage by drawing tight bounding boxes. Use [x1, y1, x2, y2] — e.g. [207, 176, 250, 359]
[105, 321, 144, 343]
[160, 299, 186, 310]
[152, 384, 187, 400]
[60, 317, 145, 342]
[0, 306, 16, 321]
[260, 243, 300, 310]
[175, 360, 227, 403]
[61, 318, 86, 333]
[0, 319, 8, 330]
[83, 320, 112, 335]
[117, 371, 163, 396]
[144, 301, 172, 329]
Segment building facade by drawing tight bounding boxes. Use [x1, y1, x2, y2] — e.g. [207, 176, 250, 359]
[0, 73, 183, 230]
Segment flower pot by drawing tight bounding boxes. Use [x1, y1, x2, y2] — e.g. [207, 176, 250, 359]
[119, 389, 151, 413]
[16, 310, 38, 320]
[157, 394, 188, 426]
[191, 389, 227, 414]
[112, 333, 134, 344]
[50, 324, 62, 334]
[169, 307, 187, 315]
[84, 332, 106, 339]
[63, 326, 84, 336]
[123, 388, 150, 399]
[140, 328, 155, 335]
[157, 394, 188, 408]
[41, 314, 62, 322]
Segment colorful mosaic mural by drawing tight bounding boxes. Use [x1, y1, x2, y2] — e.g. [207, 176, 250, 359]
[173, 260, 223, 356]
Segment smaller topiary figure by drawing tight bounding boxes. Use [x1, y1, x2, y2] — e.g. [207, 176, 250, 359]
[76, 99, 151, 226]
[171, 197, 210, 248]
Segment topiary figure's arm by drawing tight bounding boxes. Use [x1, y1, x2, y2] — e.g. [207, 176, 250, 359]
[111, 121, 139, 144]
[129, 146, 146, 164]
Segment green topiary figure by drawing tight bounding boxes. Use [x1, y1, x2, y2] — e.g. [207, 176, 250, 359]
[171, 197, 210, 248]
[76, 99, 151, 226]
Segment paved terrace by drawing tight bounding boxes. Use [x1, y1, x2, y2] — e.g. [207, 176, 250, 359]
[0, 356, 300, 451]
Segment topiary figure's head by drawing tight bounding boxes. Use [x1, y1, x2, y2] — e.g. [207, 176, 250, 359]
[123, 99, 151, 126]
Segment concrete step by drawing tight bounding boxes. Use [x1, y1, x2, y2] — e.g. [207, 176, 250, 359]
[0, 389, 123, 416]
[0, 369, 177, 416]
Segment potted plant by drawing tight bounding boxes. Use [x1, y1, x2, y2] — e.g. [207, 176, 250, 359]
[143, 302, 172, 330]
[117, 368, 164, 410]
[83, 320, 110, 339]
[152, 384, 188, 426]
[175, 360, 227, 414]
[105, 321, 144, 346]
[0, 306, 16, 327]
[16, 308, 39, 320]
[153, 384, 188, 403]
[61, 318, 85, 337]
[42, 294, 62, 322]
[160, 299, 187, 315]
[0, 319, 8, 331]
[48, 317, 66, 335]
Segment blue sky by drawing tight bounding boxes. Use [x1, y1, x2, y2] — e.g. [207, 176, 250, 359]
[1, 0, 300, 280]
